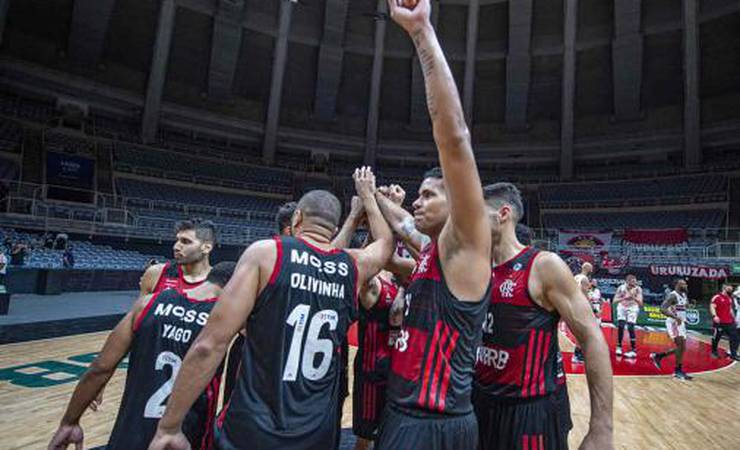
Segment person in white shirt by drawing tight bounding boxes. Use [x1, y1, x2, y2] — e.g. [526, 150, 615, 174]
[589, 279, 603, 325]
[613, 274, 643, 358]
[0, 250, 7, 287]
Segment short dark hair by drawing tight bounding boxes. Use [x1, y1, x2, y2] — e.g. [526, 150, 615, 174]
[297, 190, 342, 230]
[483, 183, 524, 222]
[175, 218, 217, 244]
[207, 261, 237, 287]
[276, 201, 297, 233]
[423, 166, 443, 180]
[515, 223, 533, 245]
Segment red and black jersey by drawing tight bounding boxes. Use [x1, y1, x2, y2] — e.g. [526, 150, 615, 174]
[353, 276, 398, 438]
[474, 247, 565, 399]
[216, 237, 359, 450]
[387, 242, 490, 416]
[356, 276, 397, 382]
[107, 289, 221, 450]
[152, 261, 206, 294]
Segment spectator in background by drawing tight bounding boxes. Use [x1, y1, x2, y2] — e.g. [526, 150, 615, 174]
[733, 286, 740, 332]
[62, 246, 75, 269]
[54, 233, 69, 250]
[44, 232, 55, 249]
[10, 242, 27, 266]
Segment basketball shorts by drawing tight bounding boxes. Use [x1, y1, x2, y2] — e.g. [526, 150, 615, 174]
[616, 304, 639, 324]
[666, 318, 687, 339]
[352, 378, 387, 440]
[375, 404, 478, 450]
[472, 388, 572, 450]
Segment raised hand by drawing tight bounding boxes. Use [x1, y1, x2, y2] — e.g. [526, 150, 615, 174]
[353, 167, 377, 201]
[388, 184, 406, 205]
[387, 0, 431, 35]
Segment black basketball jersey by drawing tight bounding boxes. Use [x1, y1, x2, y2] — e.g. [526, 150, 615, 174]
[215, 236, 359, 450]
[152, 261, 206, 294]
[474, 247, 565, 399]
[107, 289, 221, 450]
[387, 242, 490, 416]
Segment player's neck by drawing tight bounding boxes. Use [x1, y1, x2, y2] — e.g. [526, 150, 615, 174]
[181, 259, 211, 282]
[295, 229, 333, 249]
[492, 231, 526, 266]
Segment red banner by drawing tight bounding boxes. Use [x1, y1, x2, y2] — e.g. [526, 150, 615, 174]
[624, 229, 688, 245]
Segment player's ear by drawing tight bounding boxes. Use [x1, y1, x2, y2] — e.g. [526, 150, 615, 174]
[202, 242, 213, 255]
[291, 209, 303, 231]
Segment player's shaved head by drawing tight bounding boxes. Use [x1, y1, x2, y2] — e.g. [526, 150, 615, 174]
[296, 190, 342, 231]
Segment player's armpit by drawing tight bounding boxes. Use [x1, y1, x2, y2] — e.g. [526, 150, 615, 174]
[360, 277, 382, 311]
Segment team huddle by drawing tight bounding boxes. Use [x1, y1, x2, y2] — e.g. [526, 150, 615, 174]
[47, 2, 614, 449]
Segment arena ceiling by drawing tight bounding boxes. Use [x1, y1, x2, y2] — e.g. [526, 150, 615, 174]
[1, 0, 739, 175]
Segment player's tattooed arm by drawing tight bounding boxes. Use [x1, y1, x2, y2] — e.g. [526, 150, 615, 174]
[389, 286, 407, 328]
[660, 293, 680, 321]
[374, 185, 426, 258]
[49, 295, 148, 450]
[532, 253, 614, 450]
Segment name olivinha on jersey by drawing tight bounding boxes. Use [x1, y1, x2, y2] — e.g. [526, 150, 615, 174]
[289, 249, 351, 300]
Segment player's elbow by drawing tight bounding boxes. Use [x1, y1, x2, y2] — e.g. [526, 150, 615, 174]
[433, 128, 471, 153]
[87, 357, 117, 379]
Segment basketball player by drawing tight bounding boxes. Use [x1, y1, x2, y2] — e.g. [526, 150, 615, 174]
[614, 274, 643, 358]
[223, 204, 298, 403]
[572, 262, 593, 363]
[709, 283, 739, 360]
[589, 279, 604, 325]
[370, 1, 492, 448]
[47, 262, 236, 450]
[90, 219, 217, 413]
[276, 201, 298, 237]
[650, 279, 692, 380]
[139, 219, 216, 296]
[353, 270, 399, 449]
[148, 175, 395, 450]
[474, 183, 613, 450]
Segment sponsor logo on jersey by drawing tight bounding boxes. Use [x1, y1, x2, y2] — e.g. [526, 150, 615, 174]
[512, 263, 523, 271]
[476, 346, 510, 370]
[153, 302, 210, 326]
[290, 249, 350, 276]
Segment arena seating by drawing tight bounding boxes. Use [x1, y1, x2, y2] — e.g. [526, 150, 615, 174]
[113, 144, 293, 195]
[540, 175, 728, 207]
[542, 209, 726, 230]
[1, 229, 164, 270]
[0, 158, 19, 182]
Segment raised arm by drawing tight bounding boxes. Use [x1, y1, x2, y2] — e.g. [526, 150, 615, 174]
[346, 168, 394, 287]
[388, 0, 489, 253]
[48, 295, 149, 450]
[331, 196, 365, 249]
[375, 185, 425, 259]
[149, 240, 275, 450]
[532, 253, 613, 450]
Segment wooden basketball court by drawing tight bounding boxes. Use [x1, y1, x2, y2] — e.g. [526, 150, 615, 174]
[0, 328, 737, 449]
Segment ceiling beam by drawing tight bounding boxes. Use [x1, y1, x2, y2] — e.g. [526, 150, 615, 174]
[560, 0, 578, 180]
[612, 0, 643, 121]
[261, 0, 294, 164]
[142, 0, 177, 144]
[313, 0, 350, 121]
[207, 0, 245, 100]
[463, 0, 480, 125]
[364, 0, 389, 167]
[0, 0, 10, 47]
[68, 0, 117, 67]
[505, 0, 533, 130]
[682, 0, 701, 167]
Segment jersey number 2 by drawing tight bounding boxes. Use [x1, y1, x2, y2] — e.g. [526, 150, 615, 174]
[283, 304, 338, 382]
[144, 351, 182, 418]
